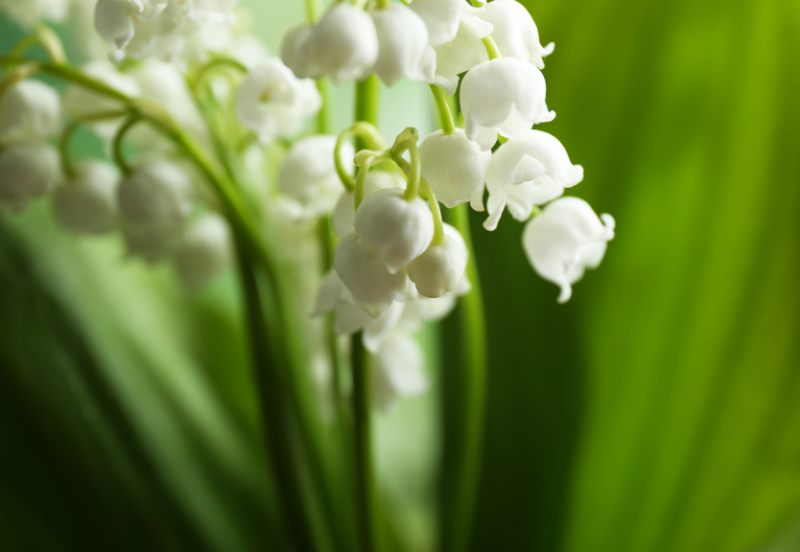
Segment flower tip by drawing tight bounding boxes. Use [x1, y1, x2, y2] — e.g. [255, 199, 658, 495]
[543, 42, 556, 57]
[557, 283, 573, 304]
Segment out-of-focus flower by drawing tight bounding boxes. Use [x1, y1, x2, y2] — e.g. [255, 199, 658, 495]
[121, 222, 181, 264]
[479, 0, 554, 69]
[0, 0, 69, 28]
[484, 130, 584, 230]
[419, 128, 491, 209]
[522, 196, 615, 303]
[371, 3, 435, 86]
[52, 160, 118, 234]
[0, 80, 61, 143]
[0, 142, 60, 213]
[174, 214, 231, 290]
[372, 332, 428, 413]
[461, 58, 554, 145]
[116, 160, 193, 228]
[408, 223, 467, 298]
[235, 59, 321, 144]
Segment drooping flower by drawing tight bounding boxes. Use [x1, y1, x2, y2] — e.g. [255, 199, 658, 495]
[461, 57, 555, 145]
[0, 142, 60, 213]
[116, 160, 193, 228]
[235, 59, 321, 144]
[407, 223, 468, 298]
[280, 23, 316, 79]
[52, 161, 118, 234]
[479, 0, 554, 69]
[484, 130, 584, 230]
[332, 170, 405, 237]
[371, 3, 435, 86]
[278, 135, 351, 218]
[353, 188, 434, 274]
[0, 80, 61, 143]
[522, 196, 615, 303]
[174, 214, 231, 290]
[371, 332, 428, 413]
[410, 0, 489, 47]
[419, 128, 491, 209]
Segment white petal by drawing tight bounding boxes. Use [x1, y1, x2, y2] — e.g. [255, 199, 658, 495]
[419, 129, 491, 209]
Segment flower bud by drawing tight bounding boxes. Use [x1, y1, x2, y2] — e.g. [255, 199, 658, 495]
[354, 188, 434, 274]
[484, 130, 584, 230]
[522, 197, 615, 303]
[52, 161, 118, 234]
[279, 135, 349, 218]
[0, 80, 61, 142]
[372, 332, 428, 413]
[174, 214, 231, 291]
[371, 4, 435, 86]
[117, 160, 193, 227]
[332, 170, 405, 236]
[0, 142, 60, 213]
[419, 128, 491, 209]
[304, 3, 379, 82]
[235, 59, 321, 144]
[461, 58, 555, 144]
[479, 0, 554, 69]
[334, 231, 412, 317]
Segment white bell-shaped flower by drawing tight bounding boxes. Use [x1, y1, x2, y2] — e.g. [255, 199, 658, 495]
[235, 59, 321, 144]
[419, 128, 491, 209]
[0, 80, 61, 142]
[461, 58, 555, 143]
[0, 142, 60, 213]
[117, 160, 193, 227]
[332, 170, 405, 237]
[371, 4, 435, 86]
[64, 61, 140, 139]
[278, 135, 350, 218]
[0, 0, 69, 27]
[52, 161, 118, 234]
[280, 23, 316, 78]
[354, 188, 434, 274]
[122, 222, 181, 264]
[174, 214, 231, 290]
[410, 0, 489, 47]
[304, 3, 379, 82]
[334, 231, 412, 317]
[479, 0, 554, 69]
[407, 233, 467, 299]
[522, 196, 615, 303]
[431, 16, 493, 95]
[484, 130, 584, 230]
[372, 332, 428, 413]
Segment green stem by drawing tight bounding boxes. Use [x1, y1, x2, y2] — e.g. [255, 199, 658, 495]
[401, 141, 420, 201]
[440, 203, 488, 552]
[316, 77, 332, 135]
[10, 26, 66, 64]
[482, 36, 502, 60]
[112, 114, 144, 175]
[355, 75, 380, 148]
[192, 57, 248, 93]
[422, 183, 445, 245]
[429, 84, 456, 135]
[60, 110, 130, 177]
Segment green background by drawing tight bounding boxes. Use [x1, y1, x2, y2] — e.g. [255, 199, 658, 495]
[1, 0, 800, 551]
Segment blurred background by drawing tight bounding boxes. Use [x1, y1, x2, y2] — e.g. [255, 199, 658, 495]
[1, 0, 799, 551]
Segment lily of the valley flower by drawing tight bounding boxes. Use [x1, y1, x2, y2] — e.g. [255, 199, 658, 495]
[0, 80, 61, 143]
[117, 160, 193, 228]
[410, 0, 489, 47]
[0, 0, 69, 28]
[461, 57, 555, 145]
[0, 142, 60, 213]
[479, 0, 554, 69]
[278, 135, 351, 218]
[236, 59, 321, 144]
[333, 170, 405, 237]
[174, 214, 231, 291]
[122, 222, 181, 264]
[484, 130, 584, 230]
[419, 128, 491, 209]
[371, 332, 428, 413]
[371, 3, 435, 86]
[522, 196, 615, 303]
[52, 161, 118, 234]
[407, 223, 468, 298]
[353, 188, 434, 274]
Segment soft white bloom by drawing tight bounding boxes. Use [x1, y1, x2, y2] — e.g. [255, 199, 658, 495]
[431, 17, 493, 95]
[334, 231, 412, 317]
[410, 0, 489, 47]
[280, 23, 316, 79]
[522, 197, 615, 303]
[52, 161, 118, 234]
[332, 170, 405, 236]
[64, 61, 140, 139]
[484, 130, 584, 230]
[407, 223, 468, 298]
[122, 222, 182, 264]
[0, 80, 61, 143]
[226, 34, 271, 70]
[461, 58, 555, 144]
[0, 142, 60, 213]
[174, 214, 231, 290]
[354, 188, 434, 274]
[0, 0, 69, 27]
[278, 135, 350, 218]
[235, 59, 321, 144]
[300, 3, 379, 82]
[372, 332, 428, 413]
[117, 160, 193, 227]
[479, 0, 554, 69]
[371, 4, 435, 86]
[419, 128, 491, 209]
